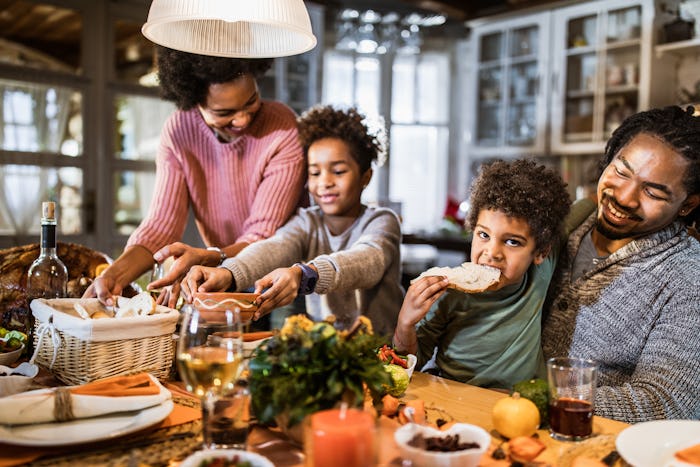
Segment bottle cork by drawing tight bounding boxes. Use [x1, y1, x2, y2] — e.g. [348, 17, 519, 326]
[42, 201, 56, 221]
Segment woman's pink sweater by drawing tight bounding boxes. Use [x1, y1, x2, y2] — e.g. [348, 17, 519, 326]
[126, 101, 306, 253]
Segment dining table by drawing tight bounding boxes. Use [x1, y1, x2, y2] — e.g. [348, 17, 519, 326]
[0, 369, 631, 467]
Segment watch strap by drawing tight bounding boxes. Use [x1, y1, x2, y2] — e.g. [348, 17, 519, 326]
[294, 262, 318, 295]
[207, 246, 227, 266]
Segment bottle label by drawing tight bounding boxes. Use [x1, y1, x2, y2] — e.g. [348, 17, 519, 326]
[41, 225, 57, 249]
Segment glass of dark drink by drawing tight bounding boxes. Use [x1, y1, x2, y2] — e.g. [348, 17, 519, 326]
[546, 357, 597, 441]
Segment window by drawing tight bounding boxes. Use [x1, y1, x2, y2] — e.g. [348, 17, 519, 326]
[0, 0, 171, 259]
[322, 50, 451, 233]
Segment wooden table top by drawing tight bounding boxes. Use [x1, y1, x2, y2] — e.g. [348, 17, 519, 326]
[0, 370, 630, 466]
[248, 371, 630, 466]
[403, 371, 629, 465]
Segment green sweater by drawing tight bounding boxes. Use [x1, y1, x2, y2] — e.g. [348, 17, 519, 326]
[415, 254, 554, 389]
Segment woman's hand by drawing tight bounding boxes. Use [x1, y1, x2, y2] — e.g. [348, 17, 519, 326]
[149, 242, 222, 307]
[251, 267, 302, 319]
[180, 265, 234, 302]
[83, 273, 123, 307]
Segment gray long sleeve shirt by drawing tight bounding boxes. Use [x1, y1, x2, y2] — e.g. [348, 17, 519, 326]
[542, 214, 700, 423]
[222, 205, 404, 337]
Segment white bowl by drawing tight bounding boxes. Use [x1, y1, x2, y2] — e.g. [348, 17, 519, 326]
[405, 354, 418, 380]
[179, 449, 273, 467]
[243, 336, 271, 359]
[0, 344, 24, 366]
[394, 422, 491, 467]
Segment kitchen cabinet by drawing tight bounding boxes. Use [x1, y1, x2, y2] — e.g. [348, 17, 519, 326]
[550, 0, 654, 154]
[464, 0, 660, 159]
[465, 12, 552, 158]
[258, 3, 324, 115]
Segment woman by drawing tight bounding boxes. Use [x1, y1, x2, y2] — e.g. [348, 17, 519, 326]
[85, 46, 306, 308]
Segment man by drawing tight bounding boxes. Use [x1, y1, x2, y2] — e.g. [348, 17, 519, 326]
[542, 105, 700, 423]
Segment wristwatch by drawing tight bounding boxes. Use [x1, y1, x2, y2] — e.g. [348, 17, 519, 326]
[294, 263, 318, 295]
[207, 246, 227, 266]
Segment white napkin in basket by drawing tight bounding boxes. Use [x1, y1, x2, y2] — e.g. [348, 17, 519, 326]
[0, 373, 171, 425]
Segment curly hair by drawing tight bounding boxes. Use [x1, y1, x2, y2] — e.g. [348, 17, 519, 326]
[603, 105, 700, 226]
[466, 159, 572, 254]
[297, 105, 382, 174]
[156, 46, 273, 110]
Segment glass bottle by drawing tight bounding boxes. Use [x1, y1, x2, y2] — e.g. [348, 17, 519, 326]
[26, 201, 68, 355]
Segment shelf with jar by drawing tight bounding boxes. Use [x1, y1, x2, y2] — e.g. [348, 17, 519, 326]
[655, 36, 700, 56]
[550, 0, 652, 155]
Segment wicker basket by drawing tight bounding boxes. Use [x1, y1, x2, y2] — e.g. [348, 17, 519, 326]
[30, 298, 180, 386]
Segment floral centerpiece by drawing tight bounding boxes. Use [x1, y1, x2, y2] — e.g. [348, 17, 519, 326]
[248, 315, 392, 432]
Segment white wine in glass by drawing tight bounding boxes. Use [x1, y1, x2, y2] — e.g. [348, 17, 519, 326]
[177, 305, 246, 449]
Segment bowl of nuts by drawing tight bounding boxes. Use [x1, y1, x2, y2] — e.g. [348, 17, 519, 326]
[394, 422, 491, 467]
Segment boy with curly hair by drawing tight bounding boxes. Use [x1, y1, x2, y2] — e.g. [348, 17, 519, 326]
[182, 105, 404, 336]
[393, 159, 577, 388]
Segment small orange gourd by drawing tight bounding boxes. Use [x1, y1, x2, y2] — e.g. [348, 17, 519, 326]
[491, 392, 541, 439]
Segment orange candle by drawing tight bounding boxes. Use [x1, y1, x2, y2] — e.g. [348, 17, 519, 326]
[306, 408, 376, 467]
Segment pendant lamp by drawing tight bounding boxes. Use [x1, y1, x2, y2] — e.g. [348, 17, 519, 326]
[142, 0, 317, 58]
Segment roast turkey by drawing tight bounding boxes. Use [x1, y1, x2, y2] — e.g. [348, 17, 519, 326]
[0, 242, 135, 332]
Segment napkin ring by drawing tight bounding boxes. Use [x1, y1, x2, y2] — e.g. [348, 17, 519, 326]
[53, 387, 75, 422]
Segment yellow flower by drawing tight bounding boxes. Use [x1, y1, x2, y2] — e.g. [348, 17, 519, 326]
[280, 314, 314, 337]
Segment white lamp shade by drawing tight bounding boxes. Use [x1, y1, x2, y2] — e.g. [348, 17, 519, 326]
[142, 0, 317, 58]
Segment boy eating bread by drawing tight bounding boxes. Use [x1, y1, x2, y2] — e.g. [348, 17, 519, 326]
[393, 159, 579, 389]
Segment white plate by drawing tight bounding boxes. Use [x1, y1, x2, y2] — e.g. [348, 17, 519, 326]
[0, 399, 174, 446]
[616, 420, 700, 467]
[180, 449, 274, 467]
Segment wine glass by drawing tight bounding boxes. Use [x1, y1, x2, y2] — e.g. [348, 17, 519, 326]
[149, 261, 165, 298]
[177, 304, 248, 449]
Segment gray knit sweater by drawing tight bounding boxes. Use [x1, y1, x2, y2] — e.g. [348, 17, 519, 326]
[222, 205, 404, 337]
[542, 214, 700, 423]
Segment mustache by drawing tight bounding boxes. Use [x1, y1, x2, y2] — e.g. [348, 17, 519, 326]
[600, 193, 643, 222]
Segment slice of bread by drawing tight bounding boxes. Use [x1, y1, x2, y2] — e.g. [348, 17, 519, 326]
[115, 291, 156, 318]
[412, 262, 501, 293]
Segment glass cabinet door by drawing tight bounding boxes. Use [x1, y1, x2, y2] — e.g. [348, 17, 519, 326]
[551, 0, 650, 154]
[468, 12, 550, 157]
[476, 32, 503, 144]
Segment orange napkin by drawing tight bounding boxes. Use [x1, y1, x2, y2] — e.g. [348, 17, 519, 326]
[676, 443, 700, 466]
[70, 373, 160, 397]
[0, 373, 169, 425]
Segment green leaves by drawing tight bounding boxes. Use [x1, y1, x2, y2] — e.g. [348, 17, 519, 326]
[248, 317, 391, 428]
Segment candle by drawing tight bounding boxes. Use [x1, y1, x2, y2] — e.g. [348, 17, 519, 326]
[306, 408, 376, 467]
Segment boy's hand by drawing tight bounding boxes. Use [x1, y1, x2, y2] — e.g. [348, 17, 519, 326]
[252, 267, 301, 319]
[180, 265, 233, 302]
[399, 276, 449, 327]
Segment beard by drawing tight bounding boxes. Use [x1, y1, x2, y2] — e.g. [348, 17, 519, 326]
[594, 194, 644, 240]
[594, 218, 630, 240]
